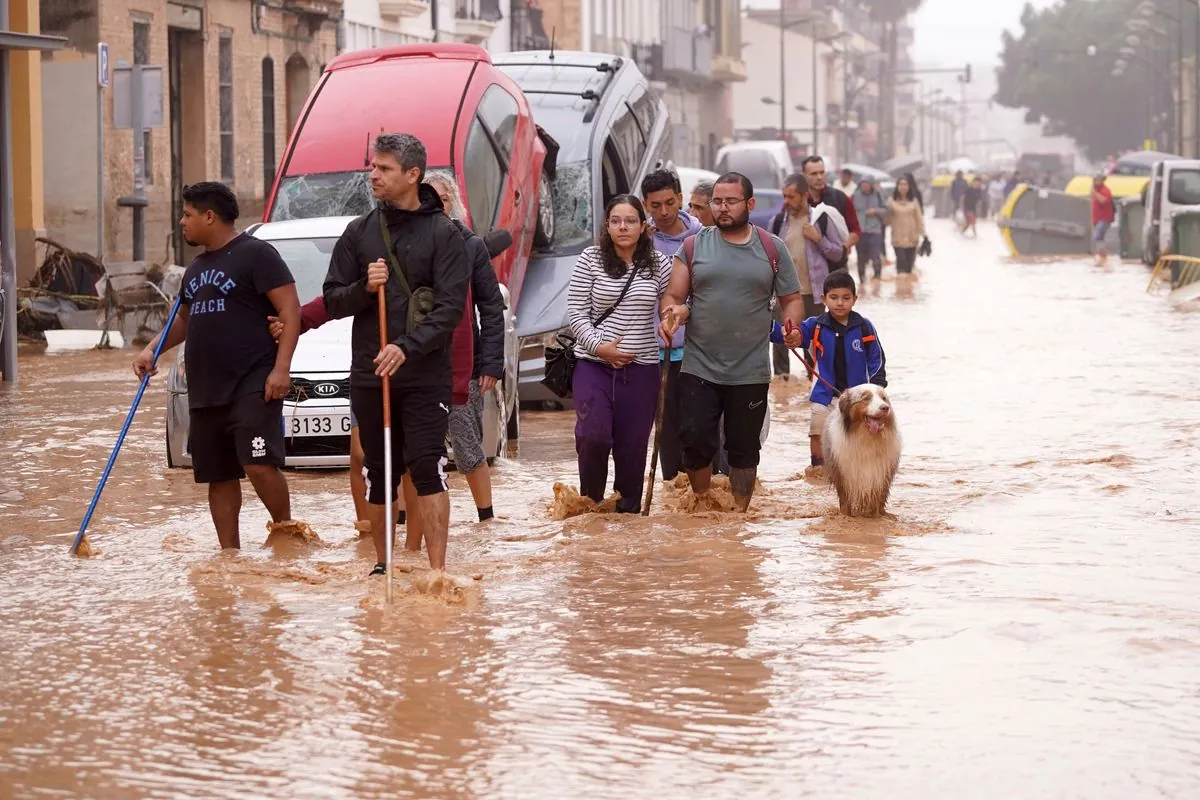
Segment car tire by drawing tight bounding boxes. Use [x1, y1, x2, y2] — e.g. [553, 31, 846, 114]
[165, 425, 178, 469]
[533, 168, 555, 249]
[505, 395, 519, 458]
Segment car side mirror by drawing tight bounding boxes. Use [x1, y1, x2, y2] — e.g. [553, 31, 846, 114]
[484, 228, 514, 258]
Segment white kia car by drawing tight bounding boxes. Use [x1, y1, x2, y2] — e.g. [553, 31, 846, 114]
[165, 216, 520, 470]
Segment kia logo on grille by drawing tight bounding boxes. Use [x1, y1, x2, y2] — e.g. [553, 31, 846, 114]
[312, 382, 339, 397]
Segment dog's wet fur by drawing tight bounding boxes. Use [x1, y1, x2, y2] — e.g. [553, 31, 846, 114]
[822, 384, 901, 517]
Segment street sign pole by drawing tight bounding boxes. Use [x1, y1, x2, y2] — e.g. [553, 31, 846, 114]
[130, 63, 145, 261]
[114, 60, 158, 262]
[97, 42, 108, 261]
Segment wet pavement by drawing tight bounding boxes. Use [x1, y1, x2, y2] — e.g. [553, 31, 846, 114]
[2, 218, 1200, 798]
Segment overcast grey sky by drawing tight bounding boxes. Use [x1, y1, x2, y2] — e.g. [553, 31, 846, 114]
[911, 0, 1057, 67]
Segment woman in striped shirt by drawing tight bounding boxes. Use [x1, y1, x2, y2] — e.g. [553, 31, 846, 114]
[568, 194, 672, 512]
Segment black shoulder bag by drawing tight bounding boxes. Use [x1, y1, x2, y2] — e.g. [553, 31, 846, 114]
[541, 266, 639, 399]
[378, 211, 435, 333]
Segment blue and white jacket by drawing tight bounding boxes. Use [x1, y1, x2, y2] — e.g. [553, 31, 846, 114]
[770, 311, 887, 406]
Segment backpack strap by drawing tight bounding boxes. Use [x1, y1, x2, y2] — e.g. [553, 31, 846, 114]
[682, 232, 698, 271]
[770, 212, 785, 236]
[753, 226, 779, 275]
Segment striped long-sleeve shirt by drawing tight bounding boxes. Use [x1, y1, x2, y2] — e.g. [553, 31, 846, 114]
[567, 246, 671, 366]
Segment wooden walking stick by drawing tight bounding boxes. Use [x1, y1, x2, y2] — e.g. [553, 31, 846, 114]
[641, 360, 671, 516]
[643, 305, 680, 516]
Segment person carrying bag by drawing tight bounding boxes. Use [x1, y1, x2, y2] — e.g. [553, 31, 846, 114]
[563, 195, 671, 514]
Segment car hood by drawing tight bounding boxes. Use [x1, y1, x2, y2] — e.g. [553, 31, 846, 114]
[514, 251, 576, 338]
[293, 317, 353, 374]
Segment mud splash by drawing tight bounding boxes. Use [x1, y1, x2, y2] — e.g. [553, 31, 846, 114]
[549, 482, 622, 519]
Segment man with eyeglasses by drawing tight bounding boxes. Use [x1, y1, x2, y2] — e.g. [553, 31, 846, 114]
[659, 172, 805, 512]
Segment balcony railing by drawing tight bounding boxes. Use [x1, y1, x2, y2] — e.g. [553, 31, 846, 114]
[455, 0, 502, 43]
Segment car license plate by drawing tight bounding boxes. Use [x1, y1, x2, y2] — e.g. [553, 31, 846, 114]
[286, 413, 351, 438]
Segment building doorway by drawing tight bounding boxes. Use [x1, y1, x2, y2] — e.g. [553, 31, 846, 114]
[168, 26, 205, 265]
[285, 53, 310, 138]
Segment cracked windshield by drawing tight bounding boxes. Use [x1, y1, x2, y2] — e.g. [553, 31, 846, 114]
[4, 0, 1200, 797]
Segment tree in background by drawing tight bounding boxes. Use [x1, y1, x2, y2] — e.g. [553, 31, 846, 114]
[995, 0, 1187, 160]
[862, 0, 925, 161]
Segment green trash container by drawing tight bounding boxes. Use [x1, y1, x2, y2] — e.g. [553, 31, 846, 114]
[1169, 212, 1200, 287]
[1118, 197, 1144, 261]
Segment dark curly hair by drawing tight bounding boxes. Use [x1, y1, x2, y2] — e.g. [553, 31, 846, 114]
[597, 194, 657, 280]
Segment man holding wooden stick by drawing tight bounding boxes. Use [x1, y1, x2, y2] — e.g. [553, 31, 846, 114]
[323, 133, 468, 579]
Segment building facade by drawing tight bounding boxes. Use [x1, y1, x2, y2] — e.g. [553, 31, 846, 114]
[340, 0, 508, 53]
[40, 0, 341, 269]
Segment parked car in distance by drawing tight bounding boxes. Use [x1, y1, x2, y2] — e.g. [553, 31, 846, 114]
[262, 42, 551, 436]
[493, 50, 670, 404]
[674, 166, 720, 199]
[165, 217, 520, 470]
[714, 141, 791, 192]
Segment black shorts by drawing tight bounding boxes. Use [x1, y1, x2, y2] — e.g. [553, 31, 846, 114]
[351, 382, 451, 503]
[189, 394, 285, 483]
[676, 372, 769, 470]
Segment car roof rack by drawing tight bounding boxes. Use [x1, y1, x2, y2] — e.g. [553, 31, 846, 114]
[498, 56, 622, 124]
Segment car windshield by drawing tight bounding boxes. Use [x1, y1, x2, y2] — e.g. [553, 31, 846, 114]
[261, 237, 339, 302]
[1111, 161, 1152, 177]
[1168, 169, 1200, 205]
[518, 93, 596, 255]
[268, 167, 451, 222]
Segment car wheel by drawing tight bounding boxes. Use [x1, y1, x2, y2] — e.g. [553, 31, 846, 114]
[533, 168, 555, 249]
[165, 424, 177, 469]
[505, 396, 519, 458]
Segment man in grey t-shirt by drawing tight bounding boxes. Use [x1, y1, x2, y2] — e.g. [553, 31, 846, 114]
[659, 172, 805, 511]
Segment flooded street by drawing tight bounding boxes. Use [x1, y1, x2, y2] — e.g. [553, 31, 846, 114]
[3, 218, 1200, 798]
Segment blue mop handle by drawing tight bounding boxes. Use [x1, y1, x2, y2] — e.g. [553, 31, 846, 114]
[70, 294, 184, 555]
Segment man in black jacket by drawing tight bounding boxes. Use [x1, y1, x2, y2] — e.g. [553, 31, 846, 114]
[323, 133, 468, 577]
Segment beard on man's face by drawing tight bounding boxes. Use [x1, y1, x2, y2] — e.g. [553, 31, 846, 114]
[715, 208, 750, 231]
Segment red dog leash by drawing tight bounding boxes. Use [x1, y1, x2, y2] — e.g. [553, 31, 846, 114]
[784, 318, 842, 398]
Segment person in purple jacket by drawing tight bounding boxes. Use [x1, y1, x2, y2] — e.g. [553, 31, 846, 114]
[768, 172, 844, 386]
[641, 169, 703, 481]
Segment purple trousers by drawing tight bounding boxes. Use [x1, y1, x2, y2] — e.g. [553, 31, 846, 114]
[572, 358, 660, 512]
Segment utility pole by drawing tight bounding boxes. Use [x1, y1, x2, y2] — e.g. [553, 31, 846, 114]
[811, 19, 819, 155]
[779, 1, 786, 144]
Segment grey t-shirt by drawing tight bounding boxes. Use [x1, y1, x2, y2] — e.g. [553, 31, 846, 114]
[675, 226, 802, 385]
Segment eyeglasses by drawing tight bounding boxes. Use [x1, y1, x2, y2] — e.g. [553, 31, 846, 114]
[710, 198, 747, 209]
[607, 216, 642, 228]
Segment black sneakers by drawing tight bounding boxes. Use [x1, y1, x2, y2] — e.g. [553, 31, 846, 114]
[369, 562, 387, 576]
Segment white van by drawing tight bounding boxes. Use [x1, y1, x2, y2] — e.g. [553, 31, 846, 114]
[714, 141, 792, 191]
[1141, 158, 1200, 265]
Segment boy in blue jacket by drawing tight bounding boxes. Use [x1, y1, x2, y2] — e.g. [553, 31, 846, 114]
[771, 269, 887, 467]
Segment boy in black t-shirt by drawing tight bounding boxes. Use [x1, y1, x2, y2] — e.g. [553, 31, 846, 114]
[133, 182, 302, 550]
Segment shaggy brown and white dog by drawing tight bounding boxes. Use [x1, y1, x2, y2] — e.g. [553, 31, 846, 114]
[821, 384, 902, 517]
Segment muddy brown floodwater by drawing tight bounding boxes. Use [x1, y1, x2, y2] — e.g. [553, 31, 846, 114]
[3, 219, 1200, 798]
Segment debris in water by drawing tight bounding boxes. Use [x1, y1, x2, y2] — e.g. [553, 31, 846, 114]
[549, 482, 621, 520]
[471, 573, 484, 581]
[73, 536, 96, 558]
[355, 519, 372, 537]
[264, 520, 322, 544]
[413, 570, 471, 604]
